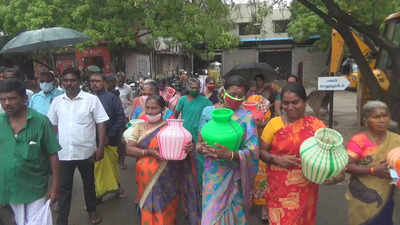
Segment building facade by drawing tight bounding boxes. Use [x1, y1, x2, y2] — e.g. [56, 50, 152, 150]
[223, 4, 328, 84]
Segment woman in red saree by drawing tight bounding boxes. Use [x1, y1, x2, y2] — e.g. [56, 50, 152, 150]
[260, 83, 326, 225]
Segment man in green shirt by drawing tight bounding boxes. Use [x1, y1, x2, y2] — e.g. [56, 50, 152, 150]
[0, 79, 61, 224]
[175, 78, 212, 186]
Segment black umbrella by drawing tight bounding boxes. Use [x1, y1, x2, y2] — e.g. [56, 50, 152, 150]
[224, 62, 279, 82]
[0, 27, 90, 54]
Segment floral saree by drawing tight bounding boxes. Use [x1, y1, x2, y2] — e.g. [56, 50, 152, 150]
[247, 94, 271, 207]
[264, 115, 325, 225]
[131, 122, 201, 225]
[200, 107, 259, 225]
[346, 131, 400, 225]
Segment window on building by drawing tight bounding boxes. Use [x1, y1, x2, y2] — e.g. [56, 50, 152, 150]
[238, 23, 261, 35]
[273, 20, 290, 33]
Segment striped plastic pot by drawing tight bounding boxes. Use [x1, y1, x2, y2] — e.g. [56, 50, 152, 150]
[157, 119, 192, 160]
[300, 128, 349, 184]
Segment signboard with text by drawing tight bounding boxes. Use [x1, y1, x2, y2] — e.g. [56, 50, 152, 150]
[318, 76, 350, 91]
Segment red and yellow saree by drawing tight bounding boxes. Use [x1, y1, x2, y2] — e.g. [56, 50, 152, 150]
[262, 115, 326, 225]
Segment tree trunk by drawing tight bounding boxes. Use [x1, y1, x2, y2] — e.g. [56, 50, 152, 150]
[338, 27, 384, 100]
[388, 51, 400, 129]
[296, 0, 383, 99]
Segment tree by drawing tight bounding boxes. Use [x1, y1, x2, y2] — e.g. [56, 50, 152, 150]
[286, 0, 400, 126]
[0, 0, 239, 59]
[288, 0, 400, 51]
[246, 0, 400, 124]
[136, 0, 239, 55]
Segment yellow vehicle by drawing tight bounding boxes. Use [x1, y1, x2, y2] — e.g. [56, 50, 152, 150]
[330, 12, 400, 127]
[329, 29, 381, 91]
[340, 58, 359, 90]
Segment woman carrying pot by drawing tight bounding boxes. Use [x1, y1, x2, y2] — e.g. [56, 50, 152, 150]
[346, 100, 400, 225]
[259, 83, 326, 225]
[126, 95, 201, 225]
[197, 75, 259, 225]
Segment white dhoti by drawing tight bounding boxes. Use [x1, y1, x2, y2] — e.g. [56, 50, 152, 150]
[9, 197, 52, 225]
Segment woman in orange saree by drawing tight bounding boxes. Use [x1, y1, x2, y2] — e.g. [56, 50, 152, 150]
[126, 95, 201, 225]
[260, 83, 326, 225]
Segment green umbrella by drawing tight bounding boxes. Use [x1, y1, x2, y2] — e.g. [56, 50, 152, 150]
[0, 27, 90, 54]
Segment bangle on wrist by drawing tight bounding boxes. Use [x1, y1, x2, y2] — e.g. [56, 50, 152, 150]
[369, 166, 375, 175]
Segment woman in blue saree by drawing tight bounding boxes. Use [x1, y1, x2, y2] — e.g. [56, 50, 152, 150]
[197, 75, 259, 225]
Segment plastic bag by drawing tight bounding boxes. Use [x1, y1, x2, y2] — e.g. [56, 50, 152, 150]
[28, 200, 52, 225]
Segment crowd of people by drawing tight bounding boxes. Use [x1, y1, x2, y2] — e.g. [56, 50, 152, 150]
[0, 65, 400, 225]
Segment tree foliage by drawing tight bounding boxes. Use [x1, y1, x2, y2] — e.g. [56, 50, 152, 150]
[136, 0, 239, 54]
[287, 0, 400, 50]
[0, 0, 239, 54]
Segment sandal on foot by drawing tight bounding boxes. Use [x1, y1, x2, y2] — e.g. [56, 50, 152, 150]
[89, 212, 102, 224]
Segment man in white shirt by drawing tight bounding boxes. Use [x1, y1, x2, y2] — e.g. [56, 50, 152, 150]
[115, 72, 132, 118]
[48, 68, 109, 225]
[115, 73, 132, 169]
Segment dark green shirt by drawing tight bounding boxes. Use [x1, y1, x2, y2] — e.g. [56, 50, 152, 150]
[0, 108, 61, 204]
[176, 95, 212, 143]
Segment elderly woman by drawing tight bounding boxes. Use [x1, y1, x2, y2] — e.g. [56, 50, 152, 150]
[260, 83, 326, 225]
[197, 75, 259, 225]
[126, 95, 200, 225]
[346, 100, 400, 225]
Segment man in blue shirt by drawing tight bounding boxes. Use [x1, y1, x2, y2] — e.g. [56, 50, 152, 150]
[29, 71, 63, 115]
[89, 72, 125, 200]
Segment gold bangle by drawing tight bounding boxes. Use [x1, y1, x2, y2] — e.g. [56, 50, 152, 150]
[231, 152, 234, 160]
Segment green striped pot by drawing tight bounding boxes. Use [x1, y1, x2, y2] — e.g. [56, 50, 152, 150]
[300, 128, 348, 184]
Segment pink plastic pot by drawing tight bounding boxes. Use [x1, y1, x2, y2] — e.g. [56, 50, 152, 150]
[157, 119, 192, 160]
[243, 101, 264, 121]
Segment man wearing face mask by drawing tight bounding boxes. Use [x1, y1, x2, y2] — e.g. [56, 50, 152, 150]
[175, 78, 212, 186]
[29, 71, 64, 115]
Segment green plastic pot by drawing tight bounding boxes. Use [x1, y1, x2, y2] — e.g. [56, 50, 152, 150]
[300, 128, 348, 184]
[200, 108, 244, 152]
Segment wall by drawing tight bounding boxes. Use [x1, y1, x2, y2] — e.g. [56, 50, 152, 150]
[155, 54, 191, 79]
[231, 5, 291, 40]
[222, 48, 258, 75]
[292, 46, 329, 89]
[124, 52, 151, 80]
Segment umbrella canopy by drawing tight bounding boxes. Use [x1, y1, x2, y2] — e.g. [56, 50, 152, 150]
[0, 27, 90, 54]
[224, 62, 279, 82]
